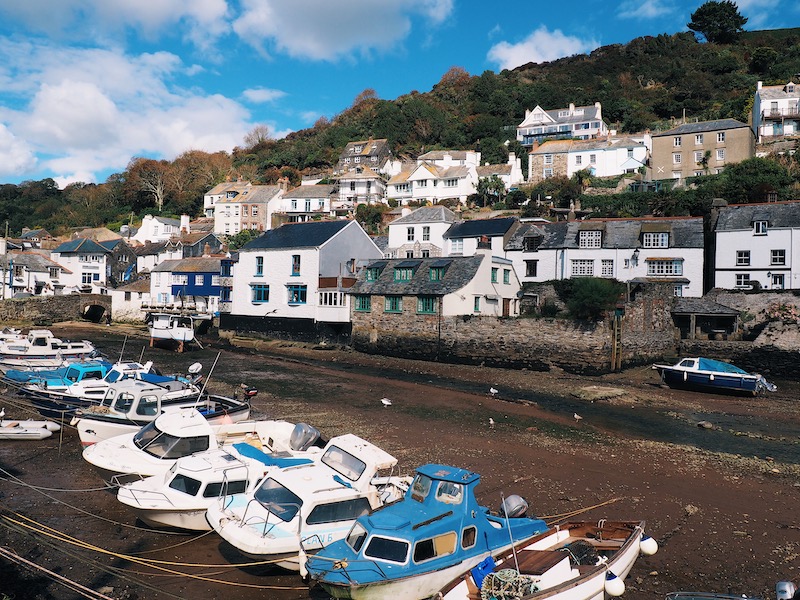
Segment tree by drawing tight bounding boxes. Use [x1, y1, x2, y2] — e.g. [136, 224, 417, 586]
[719, 157, 794, 203]
[126, 157, 171, 212]
[555, 278, 625, 321]
[226, 228, 261, 251]
[243, 125, 272, 150]
[475, 175, 506, 207]
[687, 1, 747, 44]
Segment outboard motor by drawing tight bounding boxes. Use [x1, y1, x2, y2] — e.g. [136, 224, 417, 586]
[776, 581, 797, 600]
[500, 494, 528, 518]
[242, 386, 258, 399]
[290, 423, 321, 451]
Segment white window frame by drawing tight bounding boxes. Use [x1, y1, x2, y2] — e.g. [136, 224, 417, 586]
[579, 230, 602, 249]
[571, 259, 594, 277]
[601, 259, 614, 277]
[642, 232, 669, 248]
[736, 250, 750, 266]
[673, 137, 682, 147]
[673, 153, 682, 164]
[716, 148, 725, 161]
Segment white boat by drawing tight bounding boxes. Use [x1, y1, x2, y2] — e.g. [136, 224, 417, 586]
[149, 313, 201, 352]
[82, 409, 306, 486]
[436, 520, 658, 600]
[0, 329, 97, 370]
[205, 434, 411, 572]
[71, 377, 251, 446]
[0, 417, 61, 440]
[116, 422, 325, 530]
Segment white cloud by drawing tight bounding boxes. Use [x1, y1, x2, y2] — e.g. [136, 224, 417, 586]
[487, 27, 598, 70]
[617, 0, 673, 20]
[0, 124, 37, 178]
[232, 0, 454, 61]
[242, 87, 287, 103]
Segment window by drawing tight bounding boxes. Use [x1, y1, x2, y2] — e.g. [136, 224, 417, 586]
[407, 227, 415, 242]
[673, 153, 682, 164]
[627, 148, 634, 158]
[643, 232, 669, 248]
[673, 285, 684, 297]
[417, 180, 427, 188]
[673, 136, 682, 147]
[647, 259, 683, 276]
[694, 151, 704, 163]
[287, 285, 307, 304]
[291, 254, 301, 276]
[251, 206, 258, 216]
[601, 259, 614, 277]
[771, 249, 786, 265]
[354, 295, 371, 311]
[543, 168, 553, 178]
[571, 259, 594, 277]
[525, 260, 538, 277]
[82, 273, 92, 284]
[172, 274, 188, 285]
[413, 532, 457, 564]
[49, 267, 59, 278]
[394, 267, 414, 282]
[221, 262, 232, 277]
[255, 256, 264, 276]
[366, 267, 381, 281]
[589, 154, 596, 164]
[124, 292, 131, 301]
[523, 236, 542, 252]
[242, 205, 248, 216]
[717, 132, 726, 143]
[350, 181, 356, 191]
[251, 284, 269, 303]
[211, 275, 220, 286]
[306, 498, 371, 526]
[450, 239, 463, 254]
[716, 149, 725, 161]
[220, 287, 231, 302]
[462, 526, 477, 549]
[406, 251, 414, 258]
[491, 267, 498, 283]
[364, 536, 409, 564]
[695, 134, 704, 144]
[736, 273, 751, 287]
[575, 155, 582, 165]
[290, 199, 297, 210]
[417, 296, 436, 314]
[305, 200, 311, 212]
[503, 269, 510, 284]
[194, 275, 204, 286]
[319, 292, 345, 306]
[754, 221, 768, 235]
[579, 230, 602, 248]
[384, 295, 402, 313]
[429, 267, 445, 281]
[422, 226, 430, 241]
[444, 179, 458, 187]
[473, 296, 481, 312]
[736, 250, 750, 266]
[544, 154, 553, 165]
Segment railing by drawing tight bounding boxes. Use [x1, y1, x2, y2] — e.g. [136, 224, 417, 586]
[762, 107, 799, 119]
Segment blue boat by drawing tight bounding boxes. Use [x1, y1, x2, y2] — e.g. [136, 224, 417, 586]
[305, 463, 548, 600]
[5, 360, 113, 389]
[652, 357, 776, 396]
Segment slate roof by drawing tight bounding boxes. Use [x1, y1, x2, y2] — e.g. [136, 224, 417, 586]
[351, 255, 484, 296]
[443, 217, 517, 239]
[390, 206, 458, 225]
[133, 241, 168, 256]
[505, 217, 704, 250]
[476, 164, 512, 177]
[98, 239, 126, 251]
[242, 220, 351, 251]
[340, 139, 390, 158]
[672, 298, 739, 316]
[283, 184, 336, 199]
[151, 257, 222, 273]
[9, 251, 71, 273]
[715, 201, 800, 230]
[73, 227, 121, 242]
[216, 185, 282, 204]
[20, 229, 50, 239]
[756, 81, 799, 101]
[654, 119, 749, 137]
[417, 150, 472, 161]
[339, 166, 381, 180]
[531, 136, 646, 154]
[372, 235, 389, 252]
[189, 218, 215, 232]
[115, 278, 151, 293]
[52, 238, 112, 254]
[519, 104, 602, 128]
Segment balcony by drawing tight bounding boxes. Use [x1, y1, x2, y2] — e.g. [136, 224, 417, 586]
[762, 106, 799, 120]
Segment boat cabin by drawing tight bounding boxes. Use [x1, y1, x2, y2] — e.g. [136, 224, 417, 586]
[99, 379, 197, 418]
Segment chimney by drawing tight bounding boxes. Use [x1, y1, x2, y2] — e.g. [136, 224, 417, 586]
[569, 103, 575, 113]
[477, 235, 491, 251]
[277, 177, 290, 192]
[757, 81, 762, 90]
[202, 242, 211, 257]
[180, 215, 190, 234]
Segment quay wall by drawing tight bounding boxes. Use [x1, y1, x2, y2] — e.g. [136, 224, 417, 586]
[0, 294, 111, 325]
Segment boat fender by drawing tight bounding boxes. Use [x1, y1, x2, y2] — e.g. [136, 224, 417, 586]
[709, 374, 715, 381]
[683, 371, 687, 382]
[640, 535, 658, 556]
[605, 571, 625, 596]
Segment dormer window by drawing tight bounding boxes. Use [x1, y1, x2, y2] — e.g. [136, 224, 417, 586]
[354, 145, 362, 153]
[365, 267, 381, 281]
[523, 236, 542, 252]
[642, 232, 669, 248]
[579, 230, 602, 248]
[787, 83, 795, 93]
[394, 267, 414, 281]
[754, 220, 768, 235]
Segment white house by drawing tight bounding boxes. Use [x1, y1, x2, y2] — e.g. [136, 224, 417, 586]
[3, 251, 69, 297]
[517, 102, 609, 149]
[752, 80, 800, 143]
[273, 184, 337, 223]
[337, 166, 386, 208]
[214, 184, 285, 235]
[713, 201, 800, 290]
[130, 215, 183, 245]
[476, 152, 525, 189]
[505, 216, 705, 297]
[204, 181, 252, 219]
[227, 220, 382, 328]
[110, 278, 151, 322]
[443, 217, 519, 257]
[50, 238, 112, 293]
[385, 206, 459, 259]
[527, 136, 649, 183]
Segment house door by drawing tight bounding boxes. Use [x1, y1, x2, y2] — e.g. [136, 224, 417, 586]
[502, 298, 511, 317]
[773, 122, 783, 136]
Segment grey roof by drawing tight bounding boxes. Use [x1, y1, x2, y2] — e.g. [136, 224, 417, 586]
[715, 202, 800, 230]
[9, 252, 71, 273]
[506, 217, 704, 250]
[672, 297, 739, 316]
[477, 164, 512, 177]
[351, 255, 484, 296]
[242, 220, 351, 251]
[151, 257, 222, 273]
[417, 150, 472, 161]
[20, 229, 50, 239]
[391, 206, 458, 225]
[443, 217, 517, 239]
[133, 241, 168, 256]
[52, 238, 112, 254]
[372, 235, 389, 252]
[654, 119, 748, 137]
[216, 185, 282, 204]
[756, 81, 799, 100]
[283, 184, 336, 199]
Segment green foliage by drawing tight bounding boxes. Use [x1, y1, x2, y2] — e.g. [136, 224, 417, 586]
[717, 157, 795, 203]
[688, 1, 748, 44]
[474, 175, 506, 207]
[355, 204, 387, 234]
[553, 278, 625, 321]
[227, 228, 261, 251]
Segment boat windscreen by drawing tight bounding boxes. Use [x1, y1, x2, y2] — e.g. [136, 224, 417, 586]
[321, 445, 366, 482]
[254, 477, 302, 521]
[697, 358, 749, 374]
[134, 423, 210, 459]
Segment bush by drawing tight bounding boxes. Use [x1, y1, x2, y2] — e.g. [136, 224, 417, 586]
[555, 277, 624, 321]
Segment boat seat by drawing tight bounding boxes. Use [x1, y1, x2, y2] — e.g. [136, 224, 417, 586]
[515, 549, 569, 575]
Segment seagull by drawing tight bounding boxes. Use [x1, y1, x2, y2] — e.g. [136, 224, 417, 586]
[488, 417, 495, 429]
[489, 387, 499, 396]
[380, 398, 392, 408]
[0, 408, 4, 419]
[573, 413, 583, 422]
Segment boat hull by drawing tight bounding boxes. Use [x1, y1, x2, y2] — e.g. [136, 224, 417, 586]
[657, 367, 760, 394]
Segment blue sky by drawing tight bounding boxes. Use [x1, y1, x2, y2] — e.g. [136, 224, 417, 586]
[0, 0, 794, 187]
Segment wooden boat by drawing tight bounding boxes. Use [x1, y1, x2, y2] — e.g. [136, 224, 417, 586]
[436, 520, 658, 600]
[116, 422, 326, 530]
[71, 377, 251, 446]
[82, 409, 302, 486]
[0, 329, 97, 370]
[305, 464, 551, 598]
[0, 417, 61, 440]
[652, 357, 776, 396]
[206, 434, 412, 572]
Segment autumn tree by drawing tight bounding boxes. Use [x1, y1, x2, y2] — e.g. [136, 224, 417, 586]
[243, 124, 272, 150]
[687, 1, 747, 44]
[126, 157, 171, 213]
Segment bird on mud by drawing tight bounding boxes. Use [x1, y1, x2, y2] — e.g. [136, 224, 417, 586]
[489, 387, 499, 396]
[573, 413, 583, 422]
[488, 417, 495, 429]
[380, 398, 392, 408]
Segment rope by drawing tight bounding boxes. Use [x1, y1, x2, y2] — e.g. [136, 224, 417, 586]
[541, 497, 624, 525]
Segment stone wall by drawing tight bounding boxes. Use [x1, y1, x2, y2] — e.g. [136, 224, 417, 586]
[0, 294, 111, 325]
[619, 281, 678, 366]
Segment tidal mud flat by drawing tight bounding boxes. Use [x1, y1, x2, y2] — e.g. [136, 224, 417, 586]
[1, 323, 798, 599]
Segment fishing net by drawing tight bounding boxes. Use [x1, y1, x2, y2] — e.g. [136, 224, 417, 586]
[480, 568, 539, 600]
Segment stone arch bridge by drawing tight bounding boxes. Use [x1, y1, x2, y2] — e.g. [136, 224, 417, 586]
[0, 294, 111, 325]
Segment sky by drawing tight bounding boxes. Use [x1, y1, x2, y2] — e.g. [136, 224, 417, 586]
[0, 0, 795, 188]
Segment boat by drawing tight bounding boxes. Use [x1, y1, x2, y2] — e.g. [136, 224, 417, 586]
[205, 434, 412, 572]
[652, 357, 777, 395]
[305, 463, 550, 599]
[435, 520, 658, 600]
[0, 417, 61, 440]
[149, 313, 205, 352]
[0, 329, 97, 371]
[82, 409, 303, 486]
[7, 359, 113, 390]
[71, 376, 252, 446]
[116, 422, 326, 530]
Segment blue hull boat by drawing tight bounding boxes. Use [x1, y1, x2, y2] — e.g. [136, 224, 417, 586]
[653, 357, 776, 396]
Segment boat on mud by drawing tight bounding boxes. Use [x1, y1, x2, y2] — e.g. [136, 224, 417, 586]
[0, 415, 61, 440]
[0, 329, 97, 371]
[652, 357, 777, 395]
